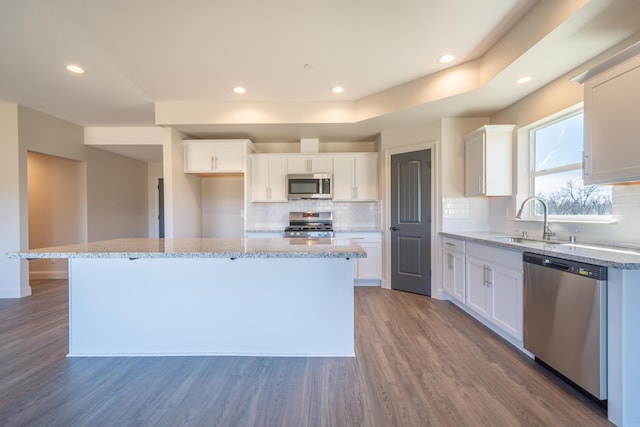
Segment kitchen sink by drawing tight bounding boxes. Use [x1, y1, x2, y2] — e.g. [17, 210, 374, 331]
[489, 235, 560, 244]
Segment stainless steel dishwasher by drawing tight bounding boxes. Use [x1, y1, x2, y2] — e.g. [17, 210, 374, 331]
[523, 252, 607, 400]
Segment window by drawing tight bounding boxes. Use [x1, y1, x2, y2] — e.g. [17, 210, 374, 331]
[530, 111, 612, 217]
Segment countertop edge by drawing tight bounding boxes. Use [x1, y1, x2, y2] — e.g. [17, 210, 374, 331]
[440, 231, 640, 269]
[7, 237, 367, 260]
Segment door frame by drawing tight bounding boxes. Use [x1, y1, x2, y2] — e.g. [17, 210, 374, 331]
[384, 141, 442, 297]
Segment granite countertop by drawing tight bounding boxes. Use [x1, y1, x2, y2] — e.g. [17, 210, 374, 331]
[245, 228, 383, 233]
[7, 238, 367, 260]
[441, 231, 640, 269]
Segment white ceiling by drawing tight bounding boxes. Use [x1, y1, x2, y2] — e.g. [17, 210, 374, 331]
[1, 0, 640, 161]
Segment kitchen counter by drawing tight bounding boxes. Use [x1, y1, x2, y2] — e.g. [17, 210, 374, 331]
[9, 238, 361, 358]
[441, 231, 640, 426]
[8, 237, 366, 260]
[441, 231, 640, 269]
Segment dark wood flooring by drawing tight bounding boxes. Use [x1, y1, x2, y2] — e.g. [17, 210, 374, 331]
[0, 280, 610, 426]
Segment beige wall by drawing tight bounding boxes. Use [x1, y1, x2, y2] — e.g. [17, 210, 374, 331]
[27, 152, 87, 278]
[85, 147, 149, 241]
[162, 127, 202, 238]
[0, 105, 151, 297]
[0, 104, 28, 297]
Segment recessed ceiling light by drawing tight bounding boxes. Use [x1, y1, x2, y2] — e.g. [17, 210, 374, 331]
[233, 86, 246, 94]
[332, 86, 344, 94]
[66, 64, 86, 74]
[438, 54, 455, 64]
[517, 76, 532, 84]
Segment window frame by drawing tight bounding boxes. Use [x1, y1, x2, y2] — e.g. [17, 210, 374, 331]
[517, 104, 613, 223]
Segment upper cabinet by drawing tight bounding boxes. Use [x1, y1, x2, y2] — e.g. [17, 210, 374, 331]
[250, 155, 287, 202]
[464, 125, 515, 197]
[287, 155, 333, 174]
[183, 139, 255, 174]
[578, 43, 640, 185]
[333, 153, 378, 201]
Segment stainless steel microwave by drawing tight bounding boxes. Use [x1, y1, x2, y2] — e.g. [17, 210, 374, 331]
[287, 174, 332, 200]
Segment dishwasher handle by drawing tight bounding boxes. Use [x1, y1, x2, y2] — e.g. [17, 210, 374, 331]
[541, 259, 570, 271]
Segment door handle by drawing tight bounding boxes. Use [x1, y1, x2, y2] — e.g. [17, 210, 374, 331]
[390, 226, 399, 231]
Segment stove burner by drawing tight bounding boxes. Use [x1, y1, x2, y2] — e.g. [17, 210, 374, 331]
[284, 211, 334, 238]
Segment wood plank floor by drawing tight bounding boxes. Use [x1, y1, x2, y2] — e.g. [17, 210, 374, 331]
[0, 280, 610, 426]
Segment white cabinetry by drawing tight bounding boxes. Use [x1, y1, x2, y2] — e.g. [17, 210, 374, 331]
[336, 232, 382, 285]
[464, 125, 515, 196]
[250, 155, 287, 202]
[333, 154, 378, 201]
[442, 237, 465, 303]
[465, 242, 523, 342]
[184, 140, 253, 174]
[580, 44, 640, 185]
[287, 155, 333, 174]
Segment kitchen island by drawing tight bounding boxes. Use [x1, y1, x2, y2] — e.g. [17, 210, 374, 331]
[9, 238, 366, 357]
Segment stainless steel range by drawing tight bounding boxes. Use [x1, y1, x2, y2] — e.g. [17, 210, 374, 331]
[284, 212, 334, 238]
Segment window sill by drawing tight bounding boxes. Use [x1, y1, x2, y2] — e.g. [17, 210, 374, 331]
[513, 217, 618, 225]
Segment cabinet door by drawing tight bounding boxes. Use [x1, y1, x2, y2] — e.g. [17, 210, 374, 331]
[356, 242, 381, 280]
[464, 132, 485, 196]
[332, 156, 355, 201]
[584, 55, 640, 184]
[287, 156, 332, 174]
[354, 155, 378, 201]
[489, 264, 523, 341]
[184, 142, 217, 172]
[333, 155, 378, 201]
[212, 143, 245, 172]
[444, 250, 465, 302]
[184, 142, 246, 173]
[465, 256, 491, 317]
[464, 126, 513, 196]
[250, 157, 286, 201]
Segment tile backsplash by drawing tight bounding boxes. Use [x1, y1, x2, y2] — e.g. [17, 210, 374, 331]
[248, 200, 381, 230]
[446, 184, 640, 248]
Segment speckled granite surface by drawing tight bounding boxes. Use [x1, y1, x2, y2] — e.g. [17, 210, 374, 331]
[441, 231, 640, 269]
[8, 238, 367, 259]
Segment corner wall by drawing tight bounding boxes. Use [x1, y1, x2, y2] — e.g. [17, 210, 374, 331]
[0, 105, 151, 297]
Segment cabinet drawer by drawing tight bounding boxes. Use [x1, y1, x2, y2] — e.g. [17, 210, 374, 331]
[336, 232, 382, 244]
[467, 242, 522, 271]
[443, 237, 465, 253]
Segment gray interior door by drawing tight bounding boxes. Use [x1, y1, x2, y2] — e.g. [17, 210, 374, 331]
[390, 149, 431, 296]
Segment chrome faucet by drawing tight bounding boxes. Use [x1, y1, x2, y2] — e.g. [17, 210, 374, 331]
[515, 196, 555, 240]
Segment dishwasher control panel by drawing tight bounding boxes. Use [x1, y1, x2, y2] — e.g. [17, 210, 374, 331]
[523, 253, 607, 280]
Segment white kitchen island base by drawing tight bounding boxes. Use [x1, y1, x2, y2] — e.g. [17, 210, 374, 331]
[68, 257, 355, 357]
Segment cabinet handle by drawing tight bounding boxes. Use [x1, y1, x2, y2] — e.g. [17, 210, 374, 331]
[445, 242, 456, 247]
[583, 152, 590, 176]
[485, 266, 492, 286]
[447, 253, 453, 270]
[211, 156, 215, 170]
[483, 265, 488, 286]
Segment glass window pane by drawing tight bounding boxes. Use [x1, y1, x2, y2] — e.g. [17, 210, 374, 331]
[533, 113, 584, 171]
[534, 170, 612, 215]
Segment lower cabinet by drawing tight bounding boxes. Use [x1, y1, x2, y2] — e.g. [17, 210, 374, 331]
[443, 237, 465, 302]
[443, 238, 523, 344]
[336, 232, 382, 285]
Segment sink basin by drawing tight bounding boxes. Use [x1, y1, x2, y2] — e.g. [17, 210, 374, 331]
[490, 236, 560, 244]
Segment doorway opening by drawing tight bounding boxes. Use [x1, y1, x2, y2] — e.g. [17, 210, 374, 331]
[27, 151, 87, 283]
